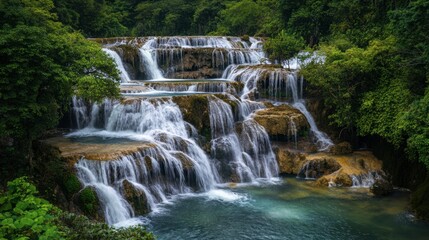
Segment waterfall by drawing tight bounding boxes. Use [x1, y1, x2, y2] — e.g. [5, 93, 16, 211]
[102, 48, 131, 82]
[351, 172, 382, 188]
[224, 66, 333, 151]
[71, 98, 220, 224]
[139, 39, 164, 80]
[67, 36, 339, 226]
[208, 96, 278, 182]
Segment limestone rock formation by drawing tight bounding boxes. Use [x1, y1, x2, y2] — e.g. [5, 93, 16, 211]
[253, 105, 308, 140]
[274, 145, 385, 187]
[42, 137, 156, 162]
[274, 147, 306, 174]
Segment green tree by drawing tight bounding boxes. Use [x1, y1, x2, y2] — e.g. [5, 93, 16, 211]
[301, 37, 406, 133]
[193, 0, 227, 35]
[216, 0, 266, 36]
[264, 30, 305, 68]
[277, 0, 333, 45]
[0, 0, 120, 178]
[133, 0, 198, 36]
[53, 0, 128, 37]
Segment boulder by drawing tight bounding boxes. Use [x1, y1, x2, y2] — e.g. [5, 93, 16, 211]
[370, 178, 393, 196]
[275, 147, 306, 174]
[411, 177, 429, 220]
[253, 105, 308, 140]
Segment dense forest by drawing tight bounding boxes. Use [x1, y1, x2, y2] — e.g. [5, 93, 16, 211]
[1, 0, 429, 239]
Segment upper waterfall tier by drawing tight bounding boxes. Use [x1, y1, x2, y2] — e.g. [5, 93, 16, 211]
[95, 36, 263, 49]
[97, 36, 265, 80]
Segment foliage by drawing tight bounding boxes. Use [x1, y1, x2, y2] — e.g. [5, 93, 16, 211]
[77, 188, 99, 216]
[54, 0, 129, 37]
[0, 0, 120, 178]
[404, 90, 429, 169]
[215, 0, 266, 36]
[0, 177, 64, 239]
[133, 0, 199, 36]
[301, 37, 409, 135]
[0, 177, 155, 240]
[283, 0, 331, 46]
[264, 30, 305, 67]
[59, 213, 155, 240]
[193, 0, 226, 35]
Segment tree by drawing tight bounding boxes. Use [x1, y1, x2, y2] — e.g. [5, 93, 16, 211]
[264, 30, 305, 68]
[133, 0, 198, 36]
[216, 0, 266, 36]
[0, 0, 120, 178]
[276, 0, 333, 45]
[53, 0, 128, 37]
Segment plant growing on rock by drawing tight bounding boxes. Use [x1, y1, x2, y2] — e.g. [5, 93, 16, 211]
[264, 30, 305, 69]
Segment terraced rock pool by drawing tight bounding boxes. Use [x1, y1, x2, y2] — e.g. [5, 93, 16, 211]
[140, 177, 429, 240]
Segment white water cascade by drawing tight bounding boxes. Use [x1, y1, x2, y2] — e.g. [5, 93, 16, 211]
[71, 99, 220, 224]
[102, 48, 131, 83]
[67, 36, 338, 226]
[209, 96, 278, 182]
[139, 39, 165, 80]
[224, 65, 333, 151]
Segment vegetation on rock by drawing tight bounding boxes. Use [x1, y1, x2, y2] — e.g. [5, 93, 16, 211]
[0, 177, 154, 239]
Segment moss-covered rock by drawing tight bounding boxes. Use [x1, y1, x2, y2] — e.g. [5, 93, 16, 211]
[75, 186, 102, 220]
[63, 174, 81, 199]
[316, 171, 353, 187]
[411, 176, 429, 220]
[298, 158, 342, 179]
[122, 180, 149, 215]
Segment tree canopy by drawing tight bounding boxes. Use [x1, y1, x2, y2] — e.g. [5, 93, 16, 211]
[0, 0, 120, 177]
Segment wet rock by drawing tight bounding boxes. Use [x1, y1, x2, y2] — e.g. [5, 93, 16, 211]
[274, 147, 306, 174]
[41, 137, 157, 162]
[297, 158, 341, 179]
[317, 171, 353, 187]
[370, 178, 393, 196]
[275, 145, 385, 188]
[123, 180, 150, 215]
[173, 95, 211, 141]
[253, 105, 308, 140]
[330, 142, 353, 155]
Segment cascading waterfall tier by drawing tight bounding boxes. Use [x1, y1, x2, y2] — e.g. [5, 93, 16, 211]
[70, 94, 279, 225]
[102, 36, 265, 80]
[223, 65, 333, 151]
[208, 96, 278, 182]
[65, 36, 339, 226]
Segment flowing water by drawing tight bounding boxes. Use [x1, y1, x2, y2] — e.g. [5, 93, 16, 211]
[102, 48, 131, 83]
[66, 36, 402, 236]
[147, 177, 429, 240]
[223, 65, 333, 150]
